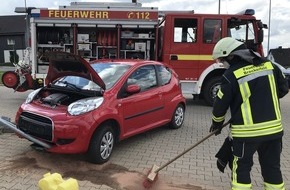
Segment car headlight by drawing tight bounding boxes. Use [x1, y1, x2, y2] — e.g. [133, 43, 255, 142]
[68, 97, 104, 116]
[25, 88, 41, 104]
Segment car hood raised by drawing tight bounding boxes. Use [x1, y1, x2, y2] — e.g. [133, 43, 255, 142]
[45, 52, 106, 90]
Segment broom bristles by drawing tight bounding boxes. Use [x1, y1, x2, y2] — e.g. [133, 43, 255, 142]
[143, 165, 160, 188]
[147, 165, 159, 181]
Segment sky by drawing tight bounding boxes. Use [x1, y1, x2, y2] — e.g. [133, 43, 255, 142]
[1, 0, 289, 55]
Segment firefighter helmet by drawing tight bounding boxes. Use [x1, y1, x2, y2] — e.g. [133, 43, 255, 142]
[212, 37, 244, 60]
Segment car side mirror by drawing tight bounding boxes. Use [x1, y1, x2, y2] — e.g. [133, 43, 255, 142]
[126, 84, 141, 94]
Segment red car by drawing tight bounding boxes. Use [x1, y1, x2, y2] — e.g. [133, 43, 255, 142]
[15, 52, 186, 164]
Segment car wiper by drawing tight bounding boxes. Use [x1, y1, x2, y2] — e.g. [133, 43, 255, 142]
[56, 81, 82, 92]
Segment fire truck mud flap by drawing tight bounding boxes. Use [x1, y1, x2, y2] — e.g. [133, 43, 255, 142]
[0, 116, 52, 149]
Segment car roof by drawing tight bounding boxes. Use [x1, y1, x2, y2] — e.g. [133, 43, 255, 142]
[90, 59, 168, 67]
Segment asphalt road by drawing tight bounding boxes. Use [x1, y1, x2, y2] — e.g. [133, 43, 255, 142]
[0, 86, 31, 121]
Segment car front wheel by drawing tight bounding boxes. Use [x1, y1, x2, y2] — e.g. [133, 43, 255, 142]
[87, 124, 115, 164]
[169, 104, 185, 129]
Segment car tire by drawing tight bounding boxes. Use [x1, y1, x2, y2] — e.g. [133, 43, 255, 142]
[87, 124, 115, 164]
[169, 104, 185, 129]
[203, 76, 221, 106]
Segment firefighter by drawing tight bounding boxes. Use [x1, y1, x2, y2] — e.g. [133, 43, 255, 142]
[210, 37, 289, 190]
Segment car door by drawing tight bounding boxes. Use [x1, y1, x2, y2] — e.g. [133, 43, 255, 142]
[119, 65, 164, 137]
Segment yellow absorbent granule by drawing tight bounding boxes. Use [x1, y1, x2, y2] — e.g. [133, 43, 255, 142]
[38, 172, 79, 190]
[57, 178, 79, 190]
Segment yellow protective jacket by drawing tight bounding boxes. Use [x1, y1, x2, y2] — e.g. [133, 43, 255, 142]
[212, 58, 289, 142]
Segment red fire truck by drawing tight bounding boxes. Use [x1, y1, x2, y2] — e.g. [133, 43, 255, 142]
[2, 2, 267, 105]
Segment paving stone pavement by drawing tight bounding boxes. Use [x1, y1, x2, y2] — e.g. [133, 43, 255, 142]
[0, 86, 289, 190]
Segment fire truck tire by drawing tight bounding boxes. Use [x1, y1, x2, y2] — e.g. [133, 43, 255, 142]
[203, 76, 221, 106]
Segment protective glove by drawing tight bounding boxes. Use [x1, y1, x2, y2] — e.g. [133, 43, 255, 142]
[209, 123, 223, 135]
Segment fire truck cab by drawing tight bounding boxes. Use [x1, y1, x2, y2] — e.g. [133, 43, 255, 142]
[4, 2, 267, 106]
[159, 9, 266, 105]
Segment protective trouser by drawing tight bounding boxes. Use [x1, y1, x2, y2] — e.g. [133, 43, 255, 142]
[231, 138, 285, 190]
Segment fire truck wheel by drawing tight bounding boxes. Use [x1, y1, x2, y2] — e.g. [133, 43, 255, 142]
[87, 124, 115, 164]
[203, 76, 221, 106]
[1, 71, 19, 89]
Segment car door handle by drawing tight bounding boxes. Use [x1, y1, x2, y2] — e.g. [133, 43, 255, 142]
[158, 92, 162, 99]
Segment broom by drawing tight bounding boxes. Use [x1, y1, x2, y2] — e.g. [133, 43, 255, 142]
[143, 120, 231, 188]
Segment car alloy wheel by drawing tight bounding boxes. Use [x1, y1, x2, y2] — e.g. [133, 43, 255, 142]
[100, 131, 114, 159]
[169, 104, 185, 129]
[88, 124, 115, 164]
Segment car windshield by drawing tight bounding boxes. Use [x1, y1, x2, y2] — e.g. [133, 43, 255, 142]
[54, 63, 131, 91]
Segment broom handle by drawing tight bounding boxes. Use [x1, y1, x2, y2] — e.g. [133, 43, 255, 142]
[156, 120, 231, 172]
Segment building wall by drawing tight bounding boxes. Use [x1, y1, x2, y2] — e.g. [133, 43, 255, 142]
[0, 34, 25, 64]
[0, 15, 26, 64]
[268, 48, 290, 69]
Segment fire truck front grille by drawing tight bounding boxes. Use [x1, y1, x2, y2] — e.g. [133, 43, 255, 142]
[18, 112, 53, 142]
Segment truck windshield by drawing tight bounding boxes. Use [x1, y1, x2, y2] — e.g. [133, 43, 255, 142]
[228, 20, 255, 42]
[228, 19, 256, 51]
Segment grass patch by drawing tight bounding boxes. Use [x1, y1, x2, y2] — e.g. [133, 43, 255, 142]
[0, 71, 3, 85]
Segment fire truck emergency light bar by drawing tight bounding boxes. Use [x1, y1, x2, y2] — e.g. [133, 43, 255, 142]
[236, 9, 255, 15]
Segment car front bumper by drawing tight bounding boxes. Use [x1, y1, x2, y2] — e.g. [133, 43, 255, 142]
[16, 104, 98, 154]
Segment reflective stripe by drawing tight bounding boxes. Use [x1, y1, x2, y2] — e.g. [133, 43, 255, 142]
[237, 70, 272, 84]
[217, 89, 223, 99]
[268, 74, 281, 120]
[233, 62, 274, 78]
[232, 119, 282, 137]
[239, 82, 252, 125]
[175, 54, 213, 61]
[231, 124, 283, 137]
[232, 119, 282, 129]
[232, 183, 252, 190]
[232, 156, 238, 183]
[212, 115, 225, 122]
[264, 182, 285, 190]
[232, 156, 252, 189]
